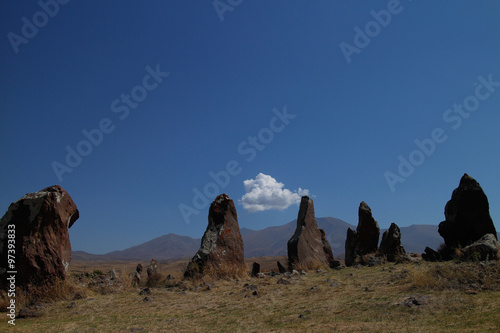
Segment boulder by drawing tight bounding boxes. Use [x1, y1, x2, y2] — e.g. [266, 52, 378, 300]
[184, 194, 245, 279]
[379, 223, 406, 262]
[251, 262, 260, 277]
[0, 185, 79, 288]
[438, 174, 497, 249]
[422, 247, 443, 262]
[287, 196, 332, 271]
[462, 234, 500, 261]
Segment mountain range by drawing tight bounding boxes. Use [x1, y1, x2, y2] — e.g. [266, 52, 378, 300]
[72, 217, 469, 262]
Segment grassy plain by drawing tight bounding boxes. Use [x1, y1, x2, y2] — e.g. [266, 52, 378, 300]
[2, 258, 499, 332]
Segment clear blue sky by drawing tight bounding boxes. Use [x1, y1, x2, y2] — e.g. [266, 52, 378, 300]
[1, 1, 499, 254]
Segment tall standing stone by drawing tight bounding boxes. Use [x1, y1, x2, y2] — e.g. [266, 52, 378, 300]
[184, 194, 245, 279]
[357, 201, 380, 254]
[438, 174, 497, 249]
[344, 202, 381, 266]
[287, 196, 333, 270]
[0, 185, 79, 288]
[379, 223, 406, 262]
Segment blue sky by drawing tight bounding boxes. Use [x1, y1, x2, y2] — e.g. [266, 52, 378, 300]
[1, 1, 499, 254]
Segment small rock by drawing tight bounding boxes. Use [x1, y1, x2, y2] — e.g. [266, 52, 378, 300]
[66, 302, 77, 309]
[310, 286, 317, 290]
[243, 283, 258, 291]
[298, 314, 306, 319]
[277, 278, 291, 285]
[252, 291, 259, 296]
[401, 296, 428, 307]
[166, 274, 175, 280]
[139, 288, 151, 295]
[330, 282, 340, 287]
[291, 270, 299, 276]
[257, 273, 265, 279]
[143, 297, 152, 302]
[465, 289, 478, 295]
[316, 269, 324, 273]
[18, 308, 43, 318]
[300, 270, 307, 276]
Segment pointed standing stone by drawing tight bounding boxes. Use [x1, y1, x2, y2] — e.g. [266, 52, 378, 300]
[344, 202, 381, 266]
[184, 194, 245, 279]
[357, 201, 380, 254]
[287, 196, 333, 270]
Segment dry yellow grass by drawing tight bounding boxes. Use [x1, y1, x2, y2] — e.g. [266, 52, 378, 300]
[2, 260, 499, 332]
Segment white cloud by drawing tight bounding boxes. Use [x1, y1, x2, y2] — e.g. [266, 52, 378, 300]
[240, 173, 310, 213]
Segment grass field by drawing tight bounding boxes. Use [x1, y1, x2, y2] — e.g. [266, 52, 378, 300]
[2, 259, 500, 332]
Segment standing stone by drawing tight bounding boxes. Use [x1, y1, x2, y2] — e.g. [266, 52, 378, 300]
[344, 228, 359, 267]
[344, 202, 381, 266]
[357, 202, 380, 254]
[277, 261, 287, 274]
[0, 185, 79, 288]
[438, 174, 497, 249]
[147, 259, 158, 277]
[287, 196, 331, 271]
[251, 262, 260, 277]
[379, 223, 406, 262]
[184, 194, 245, 279]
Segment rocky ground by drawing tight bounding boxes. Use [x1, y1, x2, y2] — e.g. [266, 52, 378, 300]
[2, 259, 500, 332]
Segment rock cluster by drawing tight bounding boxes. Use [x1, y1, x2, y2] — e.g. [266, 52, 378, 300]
[0, 185, 79, 287]
[287, 196, 338, 271]
[184, 194, 245, 279]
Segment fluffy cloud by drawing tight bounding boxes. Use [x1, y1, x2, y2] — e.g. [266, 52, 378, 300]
[240, 173, 310, 213]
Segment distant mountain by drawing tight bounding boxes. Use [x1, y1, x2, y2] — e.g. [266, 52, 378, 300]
[72, 219, 498, 262]
[104, 233, 200, 261]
